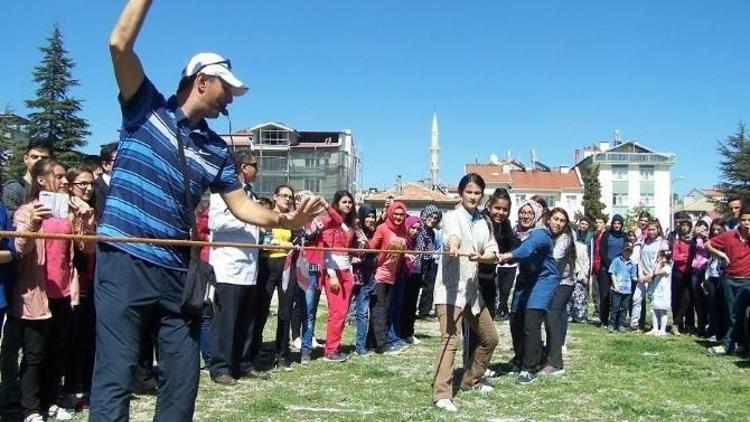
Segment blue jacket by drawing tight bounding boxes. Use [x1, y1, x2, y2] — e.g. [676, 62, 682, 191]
[510, 228, 560, 311]
[608, 255, 637, 294]
[0, 204, 17, 309]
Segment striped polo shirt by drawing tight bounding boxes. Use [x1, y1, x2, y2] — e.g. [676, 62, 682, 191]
[98, 77, 241, 270]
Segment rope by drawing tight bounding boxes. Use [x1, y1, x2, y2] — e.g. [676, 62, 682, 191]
[0, 230, 476, 258]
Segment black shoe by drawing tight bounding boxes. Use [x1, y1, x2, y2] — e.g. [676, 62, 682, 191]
[515, 371, 537, 385]
[323, 352, 350, 363]
[210, 374, 237, 385]
[241, 369, 271, 380]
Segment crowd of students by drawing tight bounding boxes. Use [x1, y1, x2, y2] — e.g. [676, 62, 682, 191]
[1, 138, 749, 418]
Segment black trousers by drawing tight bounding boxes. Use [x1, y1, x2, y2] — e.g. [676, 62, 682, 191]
[45, 298, 74, 405]
[522, 309, 546, 372]
[597, 269, 613, 325]
[545, 285, 574, 369]
[399, 273, 422, 338]
[64, 291, 96, 394]
[672, 269, 695, 332]
[371, 283, 392, 351]
[18, 318, 53, 417]
[255, 256, 296, 360]
[496, 267, 516, 317]
[0, 311, 22, 407]
[417, 260, 438, 317]
[210, 283, 258, 378]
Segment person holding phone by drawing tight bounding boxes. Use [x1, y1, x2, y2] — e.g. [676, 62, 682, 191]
[11, 158, 96, 422]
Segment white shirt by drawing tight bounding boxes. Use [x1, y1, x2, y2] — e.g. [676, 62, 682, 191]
[208, 191, 259, 286]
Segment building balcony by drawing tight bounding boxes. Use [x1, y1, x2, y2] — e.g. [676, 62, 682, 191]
[592, 152, 675, 165]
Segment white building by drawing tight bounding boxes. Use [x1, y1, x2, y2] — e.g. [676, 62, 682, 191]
[575, 139, 675, 229]
[466, 156, 584, 225]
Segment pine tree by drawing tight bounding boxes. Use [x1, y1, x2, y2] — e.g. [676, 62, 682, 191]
[581, 164, 608, 222]
[717, 123, 750, 204]
[24, 23, 89, 169]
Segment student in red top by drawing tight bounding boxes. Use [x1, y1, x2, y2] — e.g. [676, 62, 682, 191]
[369, 201, 408, 354]
[707, 202, 750, 356]
[590, 217, 607, 324]
[320, 191, 360, 363]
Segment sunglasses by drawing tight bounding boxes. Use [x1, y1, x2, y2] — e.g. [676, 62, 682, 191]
[188, 59, 232, 77]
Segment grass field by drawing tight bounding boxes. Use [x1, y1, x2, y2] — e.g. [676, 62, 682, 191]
[71, 304, 750, 421]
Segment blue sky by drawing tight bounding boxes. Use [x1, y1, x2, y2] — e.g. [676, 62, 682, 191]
[3, 1, 749, 193]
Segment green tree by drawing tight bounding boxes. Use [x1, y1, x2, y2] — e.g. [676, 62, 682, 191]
[623, 203, 651, 232]
[717, 123, 750, 209]
[24, 23, 89, 169]
[0, 107, 29, 183]
[581, 164, 608, 222]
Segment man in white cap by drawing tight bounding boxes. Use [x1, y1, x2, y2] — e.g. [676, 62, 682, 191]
[90, 1, 323, 421]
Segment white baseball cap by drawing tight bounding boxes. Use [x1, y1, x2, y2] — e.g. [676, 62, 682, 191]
[182, 52, 249, 96]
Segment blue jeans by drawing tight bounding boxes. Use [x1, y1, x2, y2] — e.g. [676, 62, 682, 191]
[300, 272, 320, 353]
[199, 303, 214, 367]
[387, 277, 407, 346]
[353, 281, 375, 352]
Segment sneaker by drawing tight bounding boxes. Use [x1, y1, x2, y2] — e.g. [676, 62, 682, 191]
[23, 414, 44, 422]
[210, 374, 237, 385]
[539, 365, 565, 376]
[461, 379, 494, 393]
[241, 369, 271, 380]
[707, 335, 718, 343]
[404, 336, 422, 345]
[323, 352, 350, 363]
[47, 406, 73, 421]
[618, 326, 629, 333]
[292, 337, 302, 351]
[275, 357, 293, 372]
[300, 351, 311, 365]
[646, 329, 659, 336]
[708, 345, 728, 356]
[483, 368, 498, 378]
[515, 371, 537, 385]
[382, 345, 405, 355]
[312, 338, 323, 349]
[434, 398, 457, 412]
[356, 348, 370, 357]
[607, 326, 616, 333]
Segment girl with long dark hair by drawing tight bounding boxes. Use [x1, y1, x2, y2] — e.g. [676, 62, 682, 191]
[498, 202, 564, 385]
[12, 159, 95, 421]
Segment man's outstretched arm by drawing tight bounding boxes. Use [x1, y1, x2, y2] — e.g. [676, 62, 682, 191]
[110, 0, 151, 102]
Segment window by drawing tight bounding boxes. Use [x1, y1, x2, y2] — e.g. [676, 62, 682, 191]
[259, 129, 290, 145]
[515, 194, 526, 203]
[304, 178, 321, 192]
[640, 193, 655, 206]
[541, 195, 556, 208]
[612, 165, 628, 181]
[259, 156, 287, 172]
[613, 193, 628, 207]
[639, 166, 654, 181]
[304, 158, 320, 168]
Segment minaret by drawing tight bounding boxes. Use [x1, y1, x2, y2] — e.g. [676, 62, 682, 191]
[430, 112, 440, 189]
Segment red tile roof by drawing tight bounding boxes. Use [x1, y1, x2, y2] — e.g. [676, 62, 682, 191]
[465, 164, 582, 191]
[367, 184, 458, 204]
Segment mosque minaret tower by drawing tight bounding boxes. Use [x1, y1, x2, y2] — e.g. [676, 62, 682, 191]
[430, 112, 440, 189]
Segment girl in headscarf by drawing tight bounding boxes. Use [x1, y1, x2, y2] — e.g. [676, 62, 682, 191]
[399, 215, 423, 344]
[352, 203, 377, 355]
[369, 201, 408, 354]
[597, 214, 625, 326]
[415, 205, 442, 319]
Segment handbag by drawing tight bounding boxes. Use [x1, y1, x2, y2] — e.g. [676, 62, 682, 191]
[176, 126, 217, 319]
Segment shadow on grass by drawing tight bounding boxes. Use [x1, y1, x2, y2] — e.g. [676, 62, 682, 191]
[733, 359, 750, 368]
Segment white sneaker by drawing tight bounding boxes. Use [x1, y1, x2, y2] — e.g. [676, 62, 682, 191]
[47, 405, 73, 420]
[646, 329, 658, 336]
[405, 336, 422, 345]
[292, 337, 302, 351]
[474, 380, 494, 393]
[483, 368, 497, 378]
[312, 338, 323, 349]
[23, 414, 44, 422]
[434, 398, 457, 412]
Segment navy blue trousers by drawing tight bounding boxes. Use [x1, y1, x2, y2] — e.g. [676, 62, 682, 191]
[89, 244, 199, 422]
